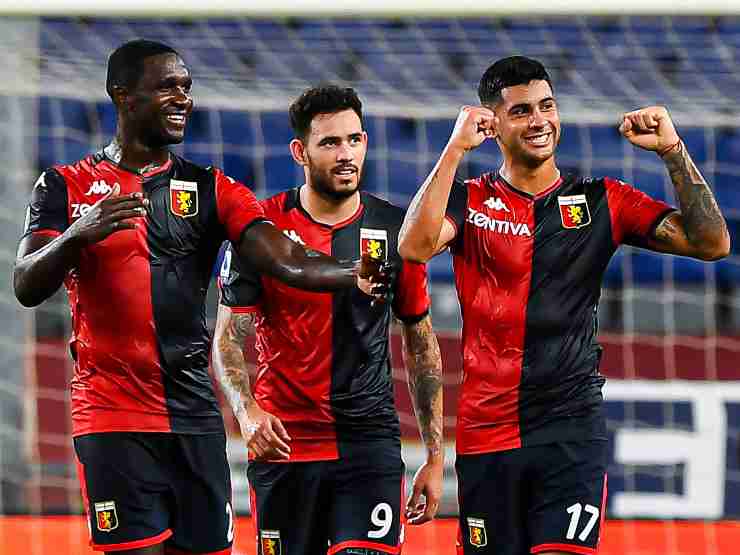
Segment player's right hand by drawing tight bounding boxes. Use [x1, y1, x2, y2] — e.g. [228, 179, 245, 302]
[67, 183, 148, 246]
[241, 403, 291, 461]
[447, 105, 496, 153]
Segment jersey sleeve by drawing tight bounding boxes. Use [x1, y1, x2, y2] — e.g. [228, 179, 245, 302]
[22, 169, 69, 238]
[218, 243, 263, 310]
[444, 176, 468, 240]
[392, 260, 431, 323]
[604, 177, 676, 247]
[214, 169, 267, 244]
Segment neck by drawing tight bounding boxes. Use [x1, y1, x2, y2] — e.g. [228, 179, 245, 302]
[299, 184, 360, 226]
[499, 157, 560, 196]
[113, 127, 170, 173]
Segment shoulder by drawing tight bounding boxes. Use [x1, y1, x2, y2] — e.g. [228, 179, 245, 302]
[172, 154, 218, 183]
[261, 189, 296, 218]
[361, 192, 405, 223]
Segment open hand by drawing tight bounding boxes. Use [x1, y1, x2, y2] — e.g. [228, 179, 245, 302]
[238, 402, 291, 461]
[67, 183, 147, 246]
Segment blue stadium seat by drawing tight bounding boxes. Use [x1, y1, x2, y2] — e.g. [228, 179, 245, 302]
[264, 154, 302, 193]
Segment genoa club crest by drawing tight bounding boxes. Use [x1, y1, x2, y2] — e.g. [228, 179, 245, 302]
[360, 228, 388, 262]
[260, 529, 282, 555]
[558, 194, 591, 229]
[94, 501, 119, 533]
[467, 517, 487, 548]
[170, 179, 199, 218]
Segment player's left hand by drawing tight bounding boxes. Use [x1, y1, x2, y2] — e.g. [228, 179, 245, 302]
[619, 106, 680, 154]
[357, 255, 394, 306]
[405, 457, 443, 525]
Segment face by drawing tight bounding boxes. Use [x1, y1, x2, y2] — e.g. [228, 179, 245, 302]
[293, 109, 367, 201]
[491, 79, 560, 168]
[126, 53, 193, 147]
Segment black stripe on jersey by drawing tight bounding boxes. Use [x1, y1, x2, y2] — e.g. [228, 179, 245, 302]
[330, 195, 401, 453]
[24, 168, 69, 237]
[146, 157, 225, 433]
[520, 176, 608, 445]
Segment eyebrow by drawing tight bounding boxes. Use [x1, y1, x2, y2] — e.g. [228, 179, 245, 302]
[508, 96, 556, 113]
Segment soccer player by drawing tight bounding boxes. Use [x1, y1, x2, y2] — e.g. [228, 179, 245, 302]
[398, 56, 730, 555]
[213, 85, 444, 555]
[13, 41, 384, 555]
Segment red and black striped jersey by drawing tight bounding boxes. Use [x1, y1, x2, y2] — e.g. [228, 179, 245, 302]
[445, 172, 675, 455]
[219, 188, 430, 461]
[23, 146, 265, 437]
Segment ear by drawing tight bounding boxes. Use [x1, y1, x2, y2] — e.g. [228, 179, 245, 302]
[289, 138, 307, 166]
[111, 85, 134, 113]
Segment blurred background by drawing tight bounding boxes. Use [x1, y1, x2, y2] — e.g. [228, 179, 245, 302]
[0, 5, 739, 554]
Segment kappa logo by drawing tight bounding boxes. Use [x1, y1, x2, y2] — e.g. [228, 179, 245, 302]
[282, 229, 306, 245]
[94, 501, 119, 533]
[467, 208, 532, 237]
[483, 196, 510, 212]
[85, 180, 115, 196]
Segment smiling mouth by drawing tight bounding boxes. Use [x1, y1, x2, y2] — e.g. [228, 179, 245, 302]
[333, 167, 357, 178]
[165, 114, 187, 126]
[524, 132, 552, 146]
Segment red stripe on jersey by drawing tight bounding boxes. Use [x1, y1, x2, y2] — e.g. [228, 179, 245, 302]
[453, 177, 535, 454]
[530, 543, 596, 555]
[91, 528, 173, 552]
[58, 163, 171, 436]
[251, 193, 338, 461]
[597, 474, 608, 551]
[328, 540, 401, 555]
[603, 177, 674, 246]
[165, 546, 232, 555]
[214, 169, 266, 243]
[30, 229, 62, 238]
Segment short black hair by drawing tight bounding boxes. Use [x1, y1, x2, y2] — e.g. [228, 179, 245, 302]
[106, 39, 180, 100]
[478, 56, 552, 105]
[289, 85, 363, 140]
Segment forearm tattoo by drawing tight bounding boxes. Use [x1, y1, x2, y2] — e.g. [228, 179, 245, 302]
[215, 310, 257, 417]
[660, 141, 728, 249]
[402, 315, 444, 458]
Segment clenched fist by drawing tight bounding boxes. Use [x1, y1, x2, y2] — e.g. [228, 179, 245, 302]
[447, 105, 496, 153]
[619, 106, 680, 155]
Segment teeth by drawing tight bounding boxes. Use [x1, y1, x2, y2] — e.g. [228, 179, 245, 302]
[167, 115, 185, 123]
[527, 134, 549, 145]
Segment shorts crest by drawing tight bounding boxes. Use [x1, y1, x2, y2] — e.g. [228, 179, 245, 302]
[260, 529, 281, 555]
[94, 500, 119, 532]
[467, 517, 487, 548]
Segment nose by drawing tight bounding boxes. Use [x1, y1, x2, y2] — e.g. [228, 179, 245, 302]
[529, 108, 546, 128]
[173, 87, 192, 108]
[336, 142, 353, 162]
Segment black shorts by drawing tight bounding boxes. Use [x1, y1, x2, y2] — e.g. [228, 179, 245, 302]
[74, 432, 233, 553]
[247, 439, 405, 555]
[456, 440, 607, 555]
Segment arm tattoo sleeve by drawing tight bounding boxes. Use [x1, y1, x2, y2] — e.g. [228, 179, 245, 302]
[659, 141, 729, 254]
[401, 315, 444, 458]
[213, 307, 257, 418]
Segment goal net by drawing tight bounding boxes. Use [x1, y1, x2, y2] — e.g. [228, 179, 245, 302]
[1, 12, 738, 555]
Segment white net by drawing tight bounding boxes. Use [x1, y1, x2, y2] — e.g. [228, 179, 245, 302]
[1, 14, 739, 554]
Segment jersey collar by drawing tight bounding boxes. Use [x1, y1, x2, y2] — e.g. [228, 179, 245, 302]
[102, 141, 174, 178]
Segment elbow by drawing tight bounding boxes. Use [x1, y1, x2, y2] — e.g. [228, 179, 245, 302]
[398, 238, 434, 264]
[697, 234, 731, 261]
[12, 270, 38, 308]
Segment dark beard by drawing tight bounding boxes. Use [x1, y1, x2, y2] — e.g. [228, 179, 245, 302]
[308, 166, 362, 202]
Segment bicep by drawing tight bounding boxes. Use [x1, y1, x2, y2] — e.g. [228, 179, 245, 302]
[237, 221, 300, 275]
[432, 218, 458, 256]
[644, 212, 701, 257]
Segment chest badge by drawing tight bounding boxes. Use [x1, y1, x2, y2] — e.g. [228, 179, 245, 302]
[558, 194, 591, 229]
[360, 228, 388, 262]
[169, 179, 199, 218]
